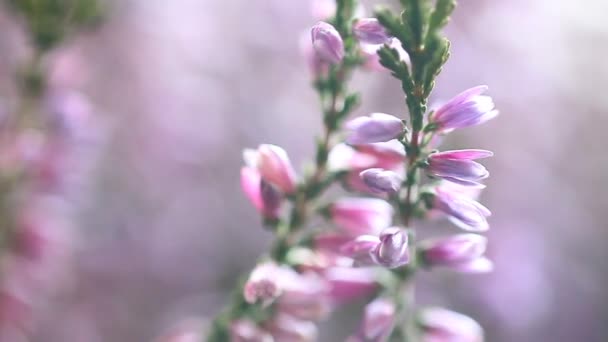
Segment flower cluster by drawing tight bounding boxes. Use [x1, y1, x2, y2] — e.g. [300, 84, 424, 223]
[208, 0, 499, 341]
[0, 2, 103, 338]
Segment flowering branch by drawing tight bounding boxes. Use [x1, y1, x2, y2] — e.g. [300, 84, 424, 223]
[210, 0, 498, 340]
[0, 1, 102, 337]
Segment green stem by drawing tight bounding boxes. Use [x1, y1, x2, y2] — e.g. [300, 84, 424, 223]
[206, 43, 360, 342]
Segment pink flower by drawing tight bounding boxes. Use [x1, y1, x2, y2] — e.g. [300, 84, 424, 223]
[245, 144, 297, 194]
[243, 262, 284, 305]
[341, 227, 409, 269]
[430, 186, 491, 232]
[346, 113, 405, 145]
[360, 168, 403, 194]
[429, 86, 498, 133]
[277, 271, 331, 321]
[419, 307, 483, 342]
[353, 18, 391, 45]
[349, 298, 396, 341]
[324, 267, 377, 304]
[427, 149, 493, 187]
[371, 227, 409, 268]
[240, 167, 282, 219]
[420, 234, 493, 273]
[311, 22, 344, 64]
[340, 235, 381, 266]
[299, 32, 329, 78]
[329, 198, 393, 235]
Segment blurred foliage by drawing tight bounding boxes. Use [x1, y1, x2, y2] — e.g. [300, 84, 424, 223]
[6, 0, 104, 50]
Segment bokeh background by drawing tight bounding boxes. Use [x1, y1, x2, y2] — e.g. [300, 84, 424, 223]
[1, 0, 607, 341]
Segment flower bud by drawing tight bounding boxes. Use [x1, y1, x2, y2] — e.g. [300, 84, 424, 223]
[346, 113, 404, 145]
[340, 235, 381, 266]
[431, 187, 491, 232]
[419, 307, 483, 342]
[255, 144, 297, 194]
[360, 168, 402, 194]
[278, 270, 331, 321]
[329, 198, 393, 236]
[356, 298, 396, 341]
[371, 227, 409, 268]
[265, 314, 318, 341]
[325, 267, 377, 304]
[427, 150, 493, 187]
[243, 262, 283, 305]
[353, 18, 391, 44]
[240, 167, 282, 219]
[311, 22, 345, 64]
[429, 86, 498, 133]
[420, 234, 491, 273]
[230, 319, 273, 342]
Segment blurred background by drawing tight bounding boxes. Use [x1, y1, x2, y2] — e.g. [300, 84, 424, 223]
[1, 0, 607, 341]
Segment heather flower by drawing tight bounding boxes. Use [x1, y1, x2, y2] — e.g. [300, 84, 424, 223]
[427, 149, 493, 187]
[360, 168, 403, 194]
[340, 235, 381, 266]
[329, 198, 393, 235]
[245, 144, 297, 194]
[349, 298, 396, 342]
[324, 267, 377, 304]
[240, 167, 282, 219]
[371, 227, 409, 268]
[429, 86, 498, 133]
[311, 22, 345, 64]
[353, 18, 391, 44]
[299, 32, 329, 78]
[277, 270, 331, 321]
[243, 144, 296, 194]
[420, 234, 492, 273]
[334, 141, 406, 171]
[419, 307, 483, 342]
[230, 319, 272, 342]
[313, 232, 354, 254]
[346, 113, 405, 145]
[243, 262, 283, 305]
[265, 313, 318, 341]
[430, 187, 491, 232]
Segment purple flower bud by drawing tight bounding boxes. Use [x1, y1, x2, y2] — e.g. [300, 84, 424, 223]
[324, 267, 377, 304]
[432, 188, 491, 232]
[371, 227, 409, 268]
[360, 168, 403, 194]
[427, 150, 493, 187]
[243, 262, 283, 305]
[254, 144, 297, 194]
[355, 298, 396, 341]
[260, 180, 282, 213]
[353, 18, 391, 44]
[429, 86, 498, 133]
[340, 235, 381, 266]
[240, 167, 282, 219]
[420, 234, 491, 273]
[419, 307, 483, 342]
[346, 113, 405, 145]
[311, 22, 345, 64]
[330, 198, 393, 236]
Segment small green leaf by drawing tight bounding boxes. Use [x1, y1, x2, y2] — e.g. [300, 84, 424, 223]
[429, 0, 456, 34]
